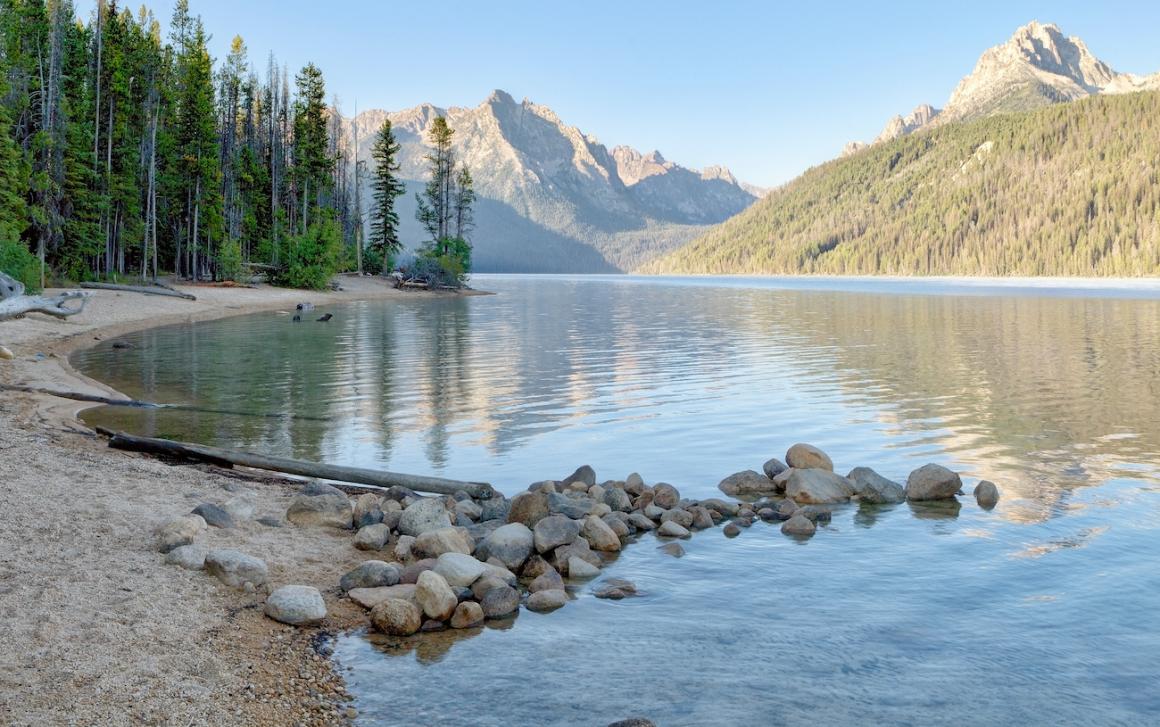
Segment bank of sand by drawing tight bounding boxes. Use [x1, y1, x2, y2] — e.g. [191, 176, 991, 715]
[0, 276, 476, 726]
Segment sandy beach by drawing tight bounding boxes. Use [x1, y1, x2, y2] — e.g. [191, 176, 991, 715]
[0, 276, 465, 726]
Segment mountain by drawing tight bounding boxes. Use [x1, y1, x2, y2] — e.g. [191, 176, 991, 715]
[846, 21, 1160, 153]
[340, 91, 758, 272]
[643, 89, 1160, 276]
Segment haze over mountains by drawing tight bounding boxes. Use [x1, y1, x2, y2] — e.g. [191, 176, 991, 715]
[339, 91, 759, 272]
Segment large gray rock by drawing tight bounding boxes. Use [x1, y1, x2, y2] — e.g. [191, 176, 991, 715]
[340, 561, 400, 593]
[718, 470, 776, 497]
[534, 515, 581, 554]
[974, 480, 1000, 509]
[155, 515, 206, 553]
[626, 513, 655, 531]
[370, 598, 422, 636]
[847, 467, 906, 504]
[527, 589, 567, 613]
[191, 503, 234, 529]
[561, 465, 597, 488]
[353, 523, 391, 551]
[398, 498, 452, 536]
[412, 527, 474, 559]
[601, 513, 631, 538]
[547, 492, 596, 519]
[348, 584, 417, 609]
[454, 499, 482, 522]
[205, 549, 268, 587]
[286, 493, 352, 529]
[657, 520, 691, 539]
[781, 514, 817, 537]
[785, 443, 834, 471]
[163, 544, 208, 570]
[763, 458, 788, 479]
[528, 568, 565, 594]
[566, 556, 601, 579]
[652, 483, 681, 509]
[415, 570, 458, 621]
[433, 552, 489, 587]
[353, 493, 384, 528]
[603, 487, 633, 513]
[480, 584, 520, 619]
[301, 481, 347, 498]
[264, 585, 326, 626]
[552, 538, 601, 574]
[785, 469, 855, 504]
[506, 490, 550, 528]
[479, 496, 510, 522]
[481, 522, 535, 571]
[581, 515, 621, 552]
[660, 509, 694, 529]
[906, 464, 963, 501]
[624, 473, 646, 495]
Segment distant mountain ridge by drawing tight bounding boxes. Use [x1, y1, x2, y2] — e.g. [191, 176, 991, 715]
[339, 91, 759, 272]
[843, 21, 1160, 154]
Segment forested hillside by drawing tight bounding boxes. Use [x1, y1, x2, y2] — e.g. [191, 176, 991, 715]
[647, 90, 1160, 276]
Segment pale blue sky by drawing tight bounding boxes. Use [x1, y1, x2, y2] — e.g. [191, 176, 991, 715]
[81, 0, 1160, 187]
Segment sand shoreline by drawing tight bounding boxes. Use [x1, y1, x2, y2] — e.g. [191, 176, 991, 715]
[0, 276, 474, 726]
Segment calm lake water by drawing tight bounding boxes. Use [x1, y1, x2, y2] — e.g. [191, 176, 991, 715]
[74, 275, 1160, 726]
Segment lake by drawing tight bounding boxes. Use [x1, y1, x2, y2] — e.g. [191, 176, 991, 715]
[73, 275, 1160, 726]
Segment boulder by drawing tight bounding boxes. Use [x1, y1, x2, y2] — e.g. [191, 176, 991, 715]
[534, 515, 581, 554]
[547, 492, 596, 519]
[400, 559, 436, 584]
[454, 499, 482, 522]
[353, 493, 384, 528]
[301, 481, 346, 498]
[412, 527, 474, 559]
[155, 515, 206, 553]
[723, 522, 741, 537]
[601, 513, 630, 538]
[481, 523, 535, 571]
[785, 469, 854, 504]
[480, 584, 520, 619]
[698, 498, 740, 517]
[657, 543, 685, 558]
[593, 578, 638, 600]
[392, 534, 416, 562]
[643, 504, 666, 521]
[433, 552, 489, 588]
[785, 443, 834, 471]
[470, 575, 508, 600]
[763, 457, 788, 479]
[657, 520, 691, 539]
[479, 496, 510, 522]
[264, 585, 326, 626]
[719, 470, 777, 497]
[482, 562, 518, 586]
[528, 569, 565, 594]
[777, 499, 799, 519]
[566, 557, 600, 579]
[286, 493, 352, 529]
[652, 483, 681, 509]
[552, 538, 601, 574]
[521, 554, 554, 579]
[588, 485, 607, 503]
[781, 514, 817, 538]
[974, 480, 1000, 509]
[340, 561, 401, 593]
[370, 598, 422, 636]
[689, 506, 715, 530]
[398, 498, 452, 536]
[603, 487, 633, 513]
[847, 467, 906, 504]
[581, 515, 621, 552]
[415, 571, 458, 621]
[506, 491, 550, 528]
[191, 503, 234, 529]
[660, 509, 694, 529]
[353, 523, 391, 551]
[205, 549, 268, 588]
[527, 590, 568, 613]
[623, 473, 646, 496]
[906, 464, 963, 501]
[626, 513, 655, 531]
[561, 465, 597, 488]
[221, 495, 256, 522]
[163, 544, 208, 570]
[449, 601, 485, 629]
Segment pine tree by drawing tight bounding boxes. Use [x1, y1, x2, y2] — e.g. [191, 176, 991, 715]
[453, 165, 475, 242]
[368, 118, 405, 268]
[291, 62, 329, 232]
[415, 115, 454, 253]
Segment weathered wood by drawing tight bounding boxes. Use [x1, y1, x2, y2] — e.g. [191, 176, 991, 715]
[79, 282, 197, 300]
[102, 429, 496, 499]
[0, 272, 91, 322]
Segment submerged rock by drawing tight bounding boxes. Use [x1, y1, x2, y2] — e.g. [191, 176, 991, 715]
[657, 542, 685, 558]
[593, 578, 638, 600]
[785, 443, 834, 471]
[265, 585, 326, 626]
[847, 467, 905, 504]
[906, 464, 963, 501]
[974, 480, 1000, 509]
[723, 522, 741, 537]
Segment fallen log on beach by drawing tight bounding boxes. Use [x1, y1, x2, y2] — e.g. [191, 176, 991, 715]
[0, 272, 91, 322]
[100, 429, 496, 499]
[79, 282, 197, 300]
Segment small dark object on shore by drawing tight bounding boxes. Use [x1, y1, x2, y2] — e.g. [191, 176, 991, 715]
[292, 314, 301, 322]
[111, 341, 135, 349]
[316, 313, 332, 322]
[296, 302, 314, 311]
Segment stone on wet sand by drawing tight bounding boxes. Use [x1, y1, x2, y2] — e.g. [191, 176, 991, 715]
[847, 467, 906, 504]
[786, 443, 834, 471]
[481, 522, 535, 571]
[657, 520, 691, 539]
[415, 570, 458, 621]
[480, 584, 520, 619]
[163, 544, 208, 570]
[781, 514, 817, 538]
[763, 457, 788, 479]
[191, 503, 234, 529]
[974, 480, 1000, 509]
[370, 598, 422, 636]
[581, 515, 622, 552]
[353, 523, 391, 551]
[528, 568, 565, 594]
[527, 589, 568, 612]
[785, 468, 855, 504]
[205, 549, 268, 587]
[533, 515, 581, 554]
[353, 493, 385, 528]
[566, 556, 601, 579]
[301, 481, 347, 498]
[450, 601, 485, 629]
[155, 514, 206, 553]
[433, 552, 489, 588]
[718, 470, 777, 497]
[398, 497, 453, 536]
[906, 463, 963, 501]
[506, 490, 551, 528]
[264, 585, 326, 626]
[651, 483, 681, 509]
[340, 561, 401, 592]
[657, 542, 685, 558]
[286, 492, 352, 529]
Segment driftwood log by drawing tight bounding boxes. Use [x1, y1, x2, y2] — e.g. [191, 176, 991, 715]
[79, 282, 197, 300]
[101, 429, 496, 499]
[0, 272, 91, 322]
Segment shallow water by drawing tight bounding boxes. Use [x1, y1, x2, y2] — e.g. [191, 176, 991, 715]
[75, 275, 1160, 726]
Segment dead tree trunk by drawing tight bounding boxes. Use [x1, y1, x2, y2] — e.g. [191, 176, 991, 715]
[0, 272, 91, 322]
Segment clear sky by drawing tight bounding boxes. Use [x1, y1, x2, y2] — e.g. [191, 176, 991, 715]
[79, 0, 1160, 188]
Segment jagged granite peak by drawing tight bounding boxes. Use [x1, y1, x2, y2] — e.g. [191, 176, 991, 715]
[338, 90, 759, 273]
[873, 103, 941, 144]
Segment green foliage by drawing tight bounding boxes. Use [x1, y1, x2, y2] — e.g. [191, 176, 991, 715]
[362, 245, 385, 276]
[271, 217, 342, 290]
[650, 90, 1160, 277]
[0, 236, 40, 292]
[412, 236, 470, 288]
[292, 62, 330, 225]
[369, 118, 405, 263]
[416, 116, 455, 244]
[217, 237, 244, 281]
